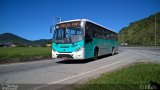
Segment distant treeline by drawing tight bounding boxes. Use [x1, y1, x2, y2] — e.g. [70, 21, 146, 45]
[118, 12, 160, 46]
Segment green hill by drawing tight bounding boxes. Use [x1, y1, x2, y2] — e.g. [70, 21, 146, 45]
[0, 33, 31, 46]
[118, 12, 160, 46]
[0, 33, 51, 47]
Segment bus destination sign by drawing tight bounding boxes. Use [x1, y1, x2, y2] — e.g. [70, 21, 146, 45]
[58, 21, 80, 29]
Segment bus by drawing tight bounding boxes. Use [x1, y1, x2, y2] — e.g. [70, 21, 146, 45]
[50, 19, 118, 60]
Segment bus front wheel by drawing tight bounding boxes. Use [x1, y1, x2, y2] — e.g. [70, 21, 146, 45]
[93, 49, 98, 60]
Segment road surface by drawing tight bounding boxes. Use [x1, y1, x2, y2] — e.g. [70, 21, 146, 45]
[0, 47, 160, 90]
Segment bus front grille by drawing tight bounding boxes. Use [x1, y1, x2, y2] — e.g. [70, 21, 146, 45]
[57, 54, 73, 59]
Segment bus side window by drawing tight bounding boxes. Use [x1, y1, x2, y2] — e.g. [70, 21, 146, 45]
[85, 22, 93, 43]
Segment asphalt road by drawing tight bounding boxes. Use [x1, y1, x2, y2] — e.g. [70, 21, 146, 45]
[0, 47, 160, 90]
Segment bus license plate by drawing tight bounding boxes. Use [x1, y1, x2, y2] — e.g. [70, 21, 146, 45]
[62, 57, 67, 60]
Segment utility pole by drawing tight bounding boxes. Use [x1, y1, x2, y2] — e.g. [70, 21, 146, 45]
[155, 14, 157, 46]
[122, 31, 124, 43]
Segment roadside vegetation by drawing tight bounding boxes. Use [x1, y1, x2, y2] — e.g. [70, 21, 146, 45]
[0, 47, 51, 64]
[74, 63, 160, 90]
[118, 12, 160, 46]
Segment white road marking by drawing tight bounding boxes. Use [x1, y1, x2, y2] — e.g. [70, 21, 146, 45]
[32, 59, 127, 90]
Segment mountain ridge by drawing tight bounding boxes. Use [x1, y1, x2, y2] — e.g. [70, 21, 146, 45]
[0, 33, 51, 47]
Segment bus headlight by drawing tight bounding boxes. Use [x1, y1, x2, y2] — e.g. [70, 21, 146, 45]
[52, 49, 57, 58]
[75, 47, 84, 59]
[52, 49, 56, 54]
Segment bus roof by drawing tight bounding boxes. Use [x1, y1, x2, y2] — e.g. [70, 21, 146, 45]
[56, 19, 117, 34]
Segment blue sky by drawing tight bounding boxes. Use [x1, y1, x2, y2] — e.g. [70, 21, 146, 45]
[0, 0, 160, 40]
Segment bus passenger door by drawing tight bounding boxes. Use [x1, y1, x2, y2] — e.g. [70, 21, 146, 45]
[84, 23, 94, 59]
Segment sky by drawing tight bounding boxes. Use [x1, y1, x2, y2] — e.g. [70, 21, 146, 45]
[0, 0, 160, 40]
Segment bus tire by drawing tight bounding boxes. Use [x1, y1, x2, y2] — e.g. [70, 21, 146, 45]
[93, 48, 98, 60]
[112, 47, 115, 55]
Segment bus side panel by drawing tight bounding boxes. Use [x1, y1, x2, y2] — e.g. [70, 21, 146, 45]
[84, 42, 94, 59]
[93, 38, 113, 56]
[84, 39, 118, 59]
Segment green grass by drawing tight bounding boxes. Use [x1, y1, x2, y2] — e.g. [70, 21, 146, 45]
[74, 63, 160, 90]
[0, 47, 51, 63]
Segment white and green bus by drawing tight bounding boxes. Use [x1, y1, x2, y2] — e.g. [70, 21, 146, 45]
[51, 19, 118, 60]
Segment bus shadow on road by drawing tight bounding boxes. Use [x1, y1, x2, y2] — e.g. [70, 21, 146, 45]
[56, 59, 93, 64]
[56, 54, 116, 64]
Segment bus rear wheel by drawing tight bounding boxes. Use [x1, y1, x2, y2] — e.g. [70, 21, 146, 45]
[93, 49, 98, 60]
[112, 47, 115, 55]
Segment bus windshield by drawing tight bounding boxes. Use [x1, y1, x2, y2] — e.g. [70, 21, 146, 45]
[53, 26, 83, 44]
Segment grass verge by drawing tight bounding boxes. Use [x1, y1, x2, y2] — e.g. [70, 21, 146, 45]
[0, 47, 51, 64]
[74, 62, 160, 90]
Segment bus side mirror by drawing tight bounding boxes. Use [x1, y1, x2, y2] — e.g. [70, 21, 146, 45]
[50, 26, 52, 33]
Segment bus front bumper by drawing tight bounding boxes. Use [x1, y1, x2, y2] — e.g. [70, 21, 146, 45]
[52, 48, 85, 60]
